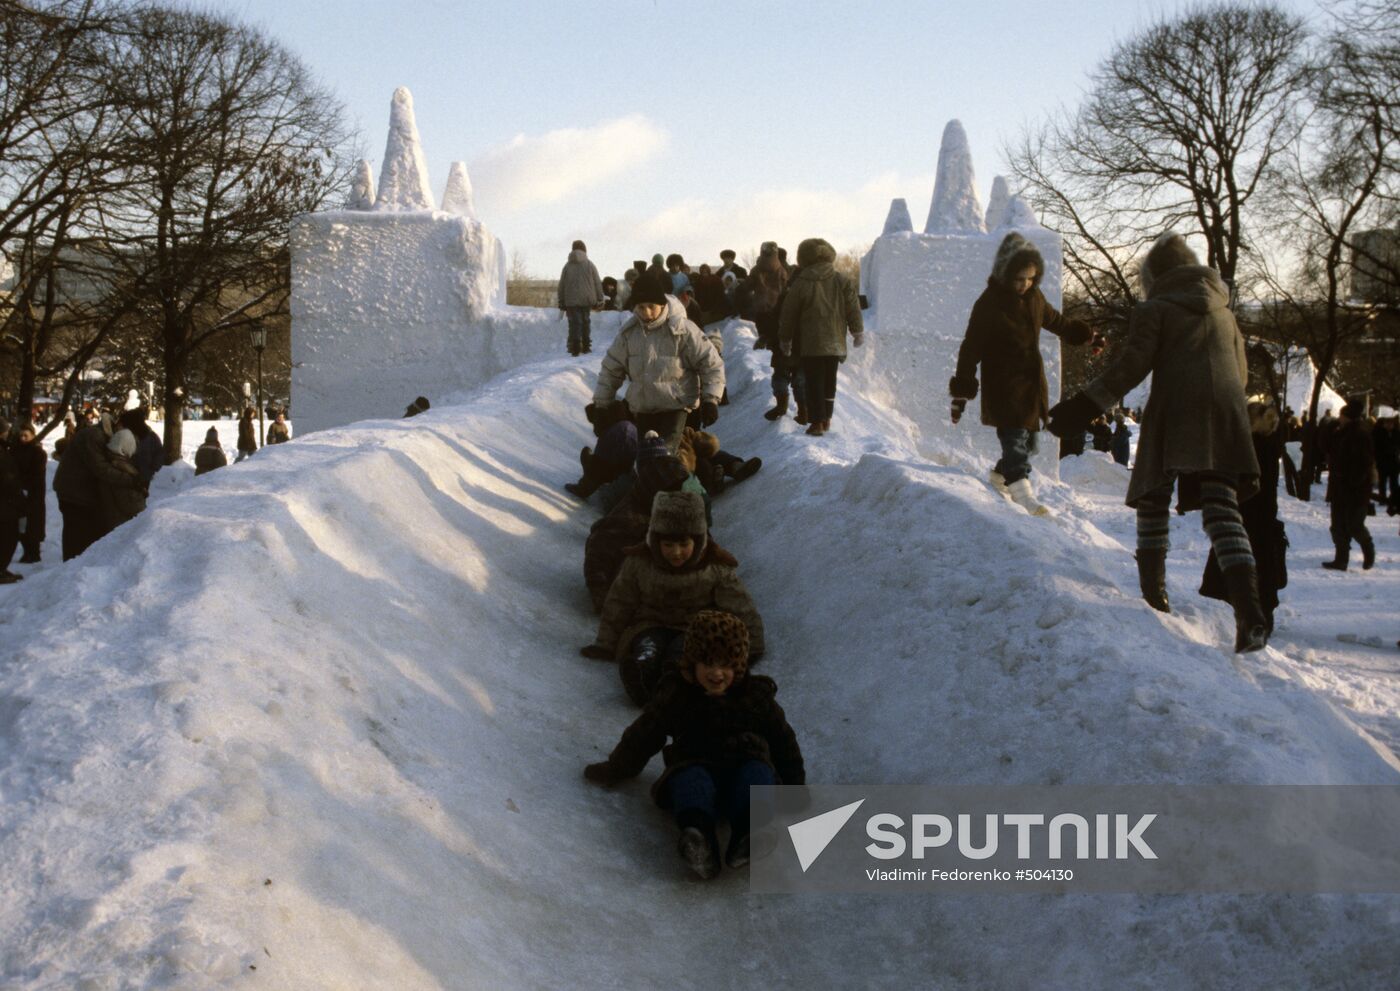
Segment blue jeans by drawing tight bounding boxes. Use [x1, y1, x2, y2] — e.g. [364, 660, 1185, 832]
[771, 360, 806, 405]
[566, 307, 592, 349]
[664, 760, 776, 834]
[994, 428, 1038, 484]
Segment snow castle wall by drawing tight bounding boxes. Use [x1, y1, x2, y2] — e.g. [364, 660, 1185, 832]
[864, 121, 1063, 480]
[291, 87, 533, 436]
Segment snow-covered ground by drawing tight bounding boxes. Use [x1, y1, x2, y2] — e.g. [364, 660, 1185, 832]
[1, 322, 1398, 989]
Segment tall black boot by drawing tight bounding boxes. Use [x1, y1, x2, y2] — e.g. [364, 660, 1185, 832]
[1135, 549, 1170, 613]
[1361, 533, 1376, 570]
[1322, 545, 1348, 571]
[1223, 564, 1268, 653]
[763, 395, 789, 421]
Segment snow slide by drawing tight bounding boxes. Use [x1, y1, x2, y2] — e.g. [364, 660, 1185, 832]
[1, 323, 1398, 989]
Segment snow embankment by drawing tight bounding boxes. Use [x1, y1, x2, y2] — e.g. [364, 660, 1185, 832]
[0, 322, 1397, 989]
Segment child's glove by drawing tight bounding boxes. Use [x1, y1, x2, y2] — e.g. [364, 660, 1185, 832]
[699, 401, 720, 426]
[950, 398, 967, 424]
[584, 761, 622, 786]
[579, 644, 613, 660]
[852, 332, 865, 348]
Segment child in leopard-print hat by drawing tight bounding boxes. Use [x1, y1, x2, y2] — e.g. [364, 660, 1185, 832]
[583, 610, 804, 879]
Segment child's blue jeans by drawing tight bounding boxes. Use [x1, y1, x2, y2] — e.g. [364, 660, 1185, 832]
[994, 427, 1038, 484]
[664, 760, 776, 835]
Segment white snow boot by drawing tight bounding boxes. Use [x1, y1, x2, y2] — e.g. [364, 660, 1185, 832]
[1007, 478, 1050, 516]
[989, 469, 1010, 497]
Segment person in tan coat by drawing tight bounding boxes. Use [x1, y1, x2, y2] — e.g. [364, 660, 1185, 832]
[778, 238, 863, 437]
[1049, 231, 1267, 653]
[580, 490, 764, 706]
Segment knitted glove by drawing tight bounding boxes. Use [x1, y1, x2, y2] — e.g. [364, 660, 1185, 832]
[852, 332, 865, 348]
[584, 762, 622, 786]
[699, 401, 720, 426]
[579, 644, 613, 660]
[951, 398, 967, 424]
[1046, 392, 1102, 439]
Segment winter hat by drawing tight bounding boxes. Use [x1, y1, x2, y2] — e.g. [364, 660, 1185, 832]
[651, 253, 665, 267]
[991, 232, 1045, 288]
[628, 271, 671, 309]
[796, 238, 836, 267]
[720, 249, 737, 261]
[647, 490, 708, 558]
[572, 239, 586, 251]
[1140, 232, 1200, 295]
[204, 427, 220, 443]
[680, 610, 750, 680]
[108, 428, 137, 458]
[1341, 396, 1367, 420]
[637, 430, 669, 461]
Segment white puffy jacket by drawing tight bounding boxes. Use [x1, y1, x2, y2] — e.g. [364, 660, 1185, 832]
[593, 296, 725, 413]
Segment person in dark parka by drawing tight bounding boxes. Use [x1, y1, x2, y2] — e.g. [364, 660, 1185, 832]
[13, 422, 48, 563]
[1048, 231, 1267, 653]
[51, 412, 118, 560]
[950, 231, 1101, 515]
[1321, 398, 1376, 571]
[1200, 400, 1287, 633]
[98, 429, 148, 531]
[119, 408, 164, 485]
[1111, 415, 1132, 467]
[0, 419, 23, 582]
[194, 427, 229, 476]
[583, 610, 804, 878]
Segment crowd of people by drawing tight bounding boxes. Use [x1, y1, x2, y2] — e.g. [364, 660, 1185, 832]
[0, 401, 295, 580]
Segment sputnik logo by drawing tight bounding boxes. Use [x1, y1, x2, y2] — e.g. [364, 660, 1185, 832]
[788, 799, 865, 871]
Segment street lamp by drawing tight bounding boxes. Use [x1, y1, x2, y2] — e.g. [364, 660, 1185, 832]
[248, 324, 267, 447]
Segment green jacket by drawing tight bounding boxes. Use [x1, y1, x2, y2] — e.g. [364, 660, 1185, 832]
[778, 239, 863, 358]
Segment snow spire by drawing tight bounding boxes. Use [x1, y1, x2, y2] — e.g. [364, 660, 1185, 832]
[1003, 195, 1040, 230]
[441, 162, 477, 219]
[346, 159, 376, 210]
[984, 176, 1010, 231]
[375, 87, 435, 211]
[881, 198, 914, 235]
[924, 120, 985, 234]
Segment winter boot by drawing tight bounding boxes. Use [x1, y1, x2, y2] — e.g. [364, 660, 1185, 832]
[1321, 547, 1348, 571]
[805, 420, 825, 437]
[1223, 564, 1269, 653]
[794, 401, 809, 426]
[726, 831, 751, 869]
[763, 395, 790, 421]
[0, 571, 20, 584]
[821, 419, 832, 434]
[1006, 478, 1049, 516]
[677, 817, 721, 880]
[708, 463, 726, 496]
[567, 341, 580, 357]
[731, 457, 762, 483]
[1135, 549, 1170, 613]
[564, 447, 602, 499]
[582, 338, 592, 354]
[1361, 536, 1376, 570]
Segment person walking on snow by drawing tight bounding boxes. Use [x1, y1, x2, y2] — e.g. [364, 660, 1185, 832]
[1321, 397, 1376, 572]
[12, 422, 47, 563]
[1047, 231, 1268, 653]
[194, 427, 229, 476]
[236, 408, 257, 462]
[558, 239, 604, 356]
[778, 238, 864, 437]
[591, 271, 725, 452]
[949, 231, 1104, 515]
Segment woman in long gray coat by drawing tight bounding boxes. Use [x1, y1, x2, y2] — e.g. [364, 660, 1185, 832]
[1048, 232, 1267, 653]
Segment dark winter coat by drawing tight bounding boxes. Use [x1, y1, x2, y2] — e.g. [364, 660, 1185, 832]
[1325, 419, 1376, 510]
[778, 239, 863, 359]
[133, 430, 164, 484]
[583, 455, 697, 612]
[52, 423, 111, 508]
[267, 422, 290, 444]
[237, 417, 257, 454]
[1111, 422, 1132, 466]
[1084, 265, 1259, 507]
[1372, 423, 1398, 472]
[1090, 422, 1113, 452]
[13, 441, 47, 533]
[0, 444, 22, 524]
[558, 249, 604, 309]
[951, 240, 1093, 431]
[97, 453, 147, 530]
[1201, 418, 1286, 611]
[594, 540, 765, 662]
[194, 442, 228, 476]
[595, 673, 805, 806]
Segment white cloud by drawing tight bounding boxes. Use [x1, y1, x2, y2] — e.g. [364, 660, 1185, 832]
[578, 172, 935, 274]
[470, 115, 668, 215]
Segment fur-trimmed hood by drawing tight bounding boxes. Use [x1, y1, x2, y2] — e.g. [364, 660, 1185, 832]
[990, 232, 1044, 289]
[1139, 232, 1200, 296]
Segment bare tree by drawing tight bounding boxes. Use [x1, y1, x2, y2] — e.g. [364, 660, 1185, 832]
[1007, 2, 1310, 323]
[1254, 0, 1400, 497]
[95, 5, 353, 459]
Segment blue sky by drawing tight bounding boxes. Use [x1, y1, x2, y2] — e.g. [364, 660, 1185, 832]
[205, 0, 1320, 279]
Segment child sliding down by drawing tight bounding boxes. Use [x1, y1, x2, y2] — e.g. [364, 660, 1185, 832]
[583, 611, 805, 879]
[580, 490, 764, 707]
